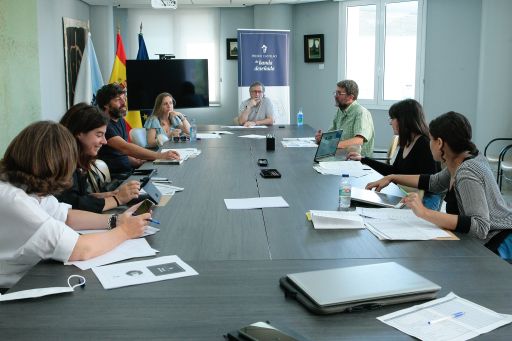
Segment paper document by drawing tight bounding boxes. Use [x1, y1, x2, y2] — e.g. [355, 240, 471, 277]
[78, 226, 160, 237]
[221, 125, 267, 129]
[357, 208, 451, 240]
[92, 255, 198, 289]
[224, 196, 289, 209]
[378, 292, 512, 341]
[67, 238, 157, 270]
[196, 133, 221, 139]
[153, 183, 184, 195]
[239, 134, 267, 139]
[313, 161, 373, 178]
[309, 210, 365, 229]
[161, 148, 201, 159]
[281, 137, 317, 148]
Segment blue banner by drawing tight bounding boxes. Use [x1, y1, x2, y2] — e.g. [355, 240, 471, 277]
[237, 29, 290, 124]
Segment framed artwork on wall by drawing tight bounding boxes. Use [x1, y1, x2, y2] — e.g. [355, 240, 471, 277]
[62, 17, 88, 109]
[226, 38, 238, 60]
[304, 34, 324, 63]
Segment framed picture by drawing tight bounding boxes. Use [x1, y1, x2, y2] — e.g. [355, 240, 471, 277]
[62, 17, 89, 108]
[304, 34, 324, 63]
[226, 38, 238, 60]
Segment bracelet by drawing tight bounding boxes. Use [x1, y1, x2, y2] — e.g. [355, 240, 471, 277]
[108, 214, 118, 230]
[113, 195, 120, 207]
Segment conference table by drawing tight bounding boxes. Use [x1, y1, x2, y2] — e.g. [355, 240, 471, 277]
[1, 125, 511, 340]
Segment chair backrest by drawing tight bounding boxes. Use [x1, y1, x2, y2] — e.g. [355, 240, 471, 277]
[130, 128, 147, 147]
[88, 159, 111, 193]
[387, 135, 399, 163]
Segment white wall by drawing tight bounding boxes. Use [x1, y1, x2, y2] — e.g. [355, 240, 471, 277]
[475, 0, 512, 150]
[37, 0, 90, 121]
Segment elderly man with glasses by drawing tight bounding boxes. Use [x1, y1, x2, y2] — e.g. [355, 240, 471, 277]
[237, 81, 274, 127]
[315, 79, 375, 157]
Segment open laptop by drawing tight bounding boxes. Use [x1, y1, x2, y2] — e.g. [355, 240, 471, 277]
[351, 187, 405, 208]
[313, 130, 343, 163]
[284, 262, 440, 312]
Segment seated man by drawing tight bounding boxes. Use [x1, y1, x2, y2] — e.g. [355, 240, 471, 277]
[96, 83, 180, 178]
[237, 81, 274, 127]
[315, 80, 375, 157]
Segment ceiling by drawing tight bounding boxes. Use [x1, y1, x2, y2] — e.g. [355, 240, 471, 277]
[82, 0, 328, 8]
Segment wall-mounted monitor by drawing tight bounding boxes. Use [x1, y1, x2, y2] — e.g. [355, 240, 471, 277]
[126, 59, 209, 110]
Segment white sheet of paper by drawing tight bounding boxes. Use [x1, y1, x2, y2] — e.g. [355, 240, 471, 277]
[92, 255, 198, 290]
[78, 226, 160, 237]
[238, 134, 267, 139]
[220, 125, 267, 129]
[67, 239, 157, 270]
[377, 292, 512, 341]
[281, 137, 317, 148]
[153, 183, 184, 195]
[211, 130, 234, 135]
[196, 133, 221, 139]
[310, 210, 365, 229]
[313, 161, 373, 178]
[224, 196, 289, 209]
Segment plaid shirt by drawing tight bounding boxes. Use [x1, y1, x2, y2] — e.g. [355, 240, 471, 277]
[328, 101, 375, 157]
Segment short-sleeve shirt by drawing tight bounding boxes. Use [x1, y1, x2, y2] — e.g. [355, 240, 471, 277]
[328, 101, 375, 157]
[98, 118, 132, 174]
[144, 116, 166, 135]
[238, 97, 274, 123]
[0, 181, 79, 288]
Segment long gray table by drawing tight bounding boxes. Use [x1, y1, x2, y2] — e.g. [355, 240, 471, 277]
[1, 124, 511, 339]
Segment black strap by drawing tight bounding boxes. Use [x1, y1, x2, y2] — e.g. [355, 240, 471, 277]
[485, 230, 512, 254]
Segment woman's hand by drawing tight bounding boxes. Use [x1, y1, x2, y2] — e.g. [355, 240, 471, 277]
[403, 192, 428, 218]
[116, 180, 140, 205]
[117, 202, 151, 238]
[346, 151, 362, 161]
[366, 175, 393, 192]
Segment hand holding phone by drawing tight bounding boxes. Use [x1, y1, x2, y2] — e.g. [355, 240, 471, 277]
[132, 199, 155, 216]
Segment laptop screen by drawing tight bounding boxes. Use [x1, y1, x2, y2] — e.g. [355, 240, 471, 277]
[314, 130, 343, 162]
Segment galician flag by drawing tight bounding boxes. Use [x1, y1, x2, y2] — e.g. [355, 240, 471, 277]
[73, 32, 104, 105]
[109, 31, 143, 130]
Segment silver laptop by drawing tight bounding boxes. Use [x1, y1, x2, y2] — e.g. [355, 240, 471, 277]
[351, 187, 405, 208]
[313, 130, 343, 162]
[286, 262, 440, 309]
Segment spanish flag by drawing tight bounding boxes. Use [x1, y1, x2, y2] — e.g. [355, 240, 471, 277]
[109, 31, 143, 131]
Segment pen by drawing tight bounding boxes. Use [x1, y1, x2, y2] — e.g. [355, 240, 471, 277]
[428, 311, 465, 325]
[146, 218, 160, 225]
[398, 186, 409, 196]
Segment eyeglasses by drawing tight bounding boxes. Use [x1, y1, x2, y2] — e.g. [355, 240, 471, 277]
[250, 90, 263, 94]
[173, 135, 190, 143]
[333, 91, 347, 96]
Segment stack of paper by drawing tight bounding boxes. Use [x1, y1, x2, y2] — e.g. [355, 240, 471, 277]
[313, 161, 373, 178]
[309, 210, 365, 229]
[378, 292, 512, 340]
[239, 134, 267, 139]
[357, 207, 451, 240]
[221, 125, 267, 129]
[196, 133, 221, 139]
[153, 183, 184, 196]
[162, 148, 201, 159]
[281, 137, 317, 148]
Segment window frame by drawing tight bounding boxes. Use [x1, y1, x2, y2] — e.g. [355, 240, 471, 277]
[338, 0, 426, 110]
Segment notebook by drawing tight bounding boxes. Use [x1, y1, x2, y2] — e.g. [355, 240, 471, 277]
[313, 130, 343, 162]
[281, 262, 440, 314]
[350, 187, 405, 208]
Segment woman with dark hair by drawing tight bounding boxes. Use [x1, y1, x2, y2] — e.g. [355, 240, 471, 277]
[348, 99, 440, 209]
[57, 103, 140, 212]
[0, 121, 149, 290]
[145, 92, 190, 147]
[366, 111, 512, 259]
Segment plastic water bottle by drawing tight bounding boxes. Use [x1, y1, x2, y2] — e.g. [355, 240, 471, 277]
[189, 118, 197, 141]
[297, 108, 304, 126]
[338, 174, 351, 210]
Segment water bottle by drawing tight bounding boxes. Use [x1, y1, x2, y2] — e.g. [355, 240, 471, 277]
[296, 108, 304, 126]
[189, 118, 197, 141]
[338, 174, 351, 210]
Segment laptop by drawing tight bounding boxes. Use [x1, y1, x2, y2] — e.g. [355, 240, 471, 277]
[351, 187, 405, 208]
[282, 262, 440, 313]
[313, 130, 343, 163]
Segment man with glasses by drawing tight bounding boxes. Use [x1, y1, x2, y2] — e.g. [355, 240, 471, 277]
[315, 79, 375, 157]
[96, 83, 180, 179]
[237, 81, 274, 127]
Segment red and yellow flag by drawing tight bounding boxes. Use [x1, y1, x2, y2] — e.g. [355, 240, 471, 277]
[109, 32, 143, 131]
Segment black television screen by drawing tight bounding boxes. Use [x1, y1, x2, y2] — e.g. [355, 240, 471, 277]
[126, 59, 209, 110]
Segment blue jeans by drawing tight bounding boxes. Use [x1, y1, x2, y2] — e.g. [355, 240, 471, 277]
[422, 192, 442, 211]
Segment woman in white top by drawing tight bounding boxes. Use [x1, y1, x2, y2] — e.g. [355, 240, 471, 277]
[0, 121, 150, 290]
[145, 92, 191, 147]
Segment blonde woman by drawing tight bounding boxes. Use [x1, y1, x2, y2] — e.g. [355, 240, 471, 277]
[145, 93, 191, 147]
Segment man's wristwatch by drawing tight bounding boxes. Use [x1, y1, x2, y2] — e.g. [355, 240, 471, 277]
[108, 214, 118, 230]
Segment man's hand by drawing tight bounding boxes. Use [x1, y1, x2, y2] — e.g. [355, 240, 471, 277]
[315, 129, 322, 144]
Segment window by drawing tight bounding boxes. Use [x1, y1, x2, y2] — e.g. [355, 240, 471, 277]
[339, 0, 425, 108]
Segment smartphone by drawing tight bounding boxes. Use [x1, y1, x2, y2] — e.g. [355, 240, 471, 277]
[257, 159, 268, 167]
[132, 199, 154, 216]
[238, 321, 308, 341]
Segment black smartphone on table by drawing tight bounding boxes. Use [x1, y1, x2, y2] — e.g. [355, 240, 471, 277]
[132, 199, 155, 216]
[257, 159, 268, 167]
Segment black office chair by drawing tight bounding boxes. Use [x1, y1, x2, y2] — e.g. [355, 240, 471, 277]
[484, 138, 512, 190]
